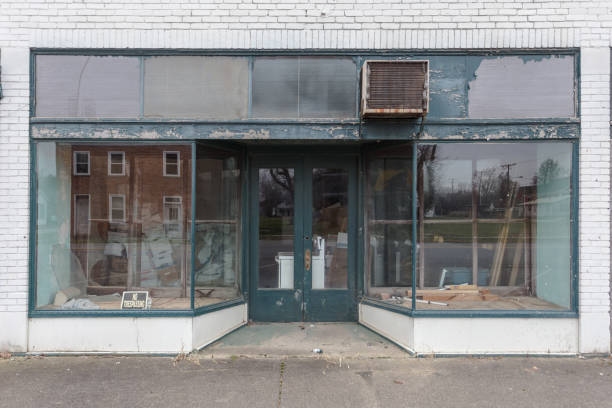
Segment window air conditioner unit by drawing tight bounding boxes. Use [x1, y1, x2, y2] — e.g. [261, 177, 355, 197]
[361, 60, 429, 118]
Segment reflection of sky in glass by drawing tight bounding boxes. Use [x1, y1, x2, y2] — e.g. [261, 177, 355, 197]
[37, 142, 57, 177]
[429, 143, 571, 190]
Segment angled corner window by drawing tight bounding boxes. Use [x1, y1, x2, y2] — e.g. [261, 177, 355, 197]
[108, 152, 125, 176]
[194, 144, 242, 308]
[163, 151, 180, 177]
[73, 151, 90, 176]
[34, 142, 193, 311]
[35, 55, 141, 118]
[365, 144, 414, 307]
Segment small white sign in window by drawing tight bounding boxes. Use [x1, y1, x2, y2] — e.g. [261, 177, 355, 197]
[108, 151, 126, 176]
[163, 151, 180, 177]
[109, 194, 126, 223]
[73, 151, 90, 176]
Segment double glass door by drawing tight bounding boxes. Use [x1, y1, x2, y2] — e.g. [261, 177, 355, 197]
[249, 156, 357, 321]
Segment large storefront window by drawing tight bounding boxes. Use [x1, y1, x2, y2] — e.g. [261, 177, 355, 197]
[366, 142, 574, 312]
[34, 142, 243, 311]
[35, 142, 192, 310]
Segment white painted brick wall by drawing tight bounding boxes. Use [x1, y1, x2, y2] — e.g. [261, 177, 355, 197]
[0, 0, 611, 353]
[579, 44, 611, 354]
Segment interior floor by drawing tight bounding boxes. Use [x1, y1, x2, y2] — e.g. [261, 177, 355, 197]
[38, 295, 233, 310]
[387, 295, 565, 310]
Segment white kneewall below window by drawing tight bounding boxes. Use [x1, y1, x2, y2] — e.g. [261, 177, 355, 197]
[359, 304, 414, 353]
[359, 304, 579, 355]
[27, 304, 247, 353]
[413, 318, 578, 355]
[192, 304, 248, 351]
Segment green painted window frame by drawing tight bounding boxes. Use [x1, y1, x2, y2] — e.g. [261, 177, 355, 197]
[29, 48, 580, 124]
[28, 139, 247, 318]
[361, 139, 579, 318]
[27, 49, 581, 319]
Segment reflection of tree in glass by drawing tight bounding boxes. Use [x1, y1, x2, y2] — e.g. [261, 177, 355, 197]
[418, 145, 437, 215]
[313, 169, 346, 209]
[259, 168, 294, 217]
[537, 158, 560, 184]
[421, 144, 472, 217]
[476, 166, 517, 217]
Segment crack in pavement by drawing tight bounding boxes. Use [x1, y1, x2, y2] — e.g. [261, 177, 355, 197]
[278, 360, 286, 408]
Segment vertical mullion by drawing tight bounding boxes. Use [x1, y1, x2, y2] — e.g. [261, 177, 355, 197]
[190, 142, 196, 310]
[571, 140, 579, 312]
[354, 56, 361, 119]
[30, 52, 37, 118]
[240, 149, 249, 300]
[297, 57, 301, 119]
[139, 56, 145, 119]
[472, 158, 478, 286]
[29, 141, 38, 314]
[411, 143, 417, 310]
[297, 158, 307, 320]
[248, 56, 253, 119]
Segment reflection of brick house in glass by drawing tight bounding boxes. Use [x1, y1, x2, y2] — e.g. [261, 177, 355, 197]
[70, 145, 192, 298]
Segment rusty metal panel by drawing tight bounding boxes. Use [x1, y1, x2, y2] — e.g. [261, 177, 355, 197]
[362, 60, 429, 118]
[467, 55, 575, 119]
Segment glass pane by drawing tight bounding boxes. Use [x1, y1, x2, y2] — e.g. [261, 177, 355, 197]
[195, 146, 242, 308]
[365, 144, 413, 307]
[35, 55, 140, 118]
[258, 168, 295, 289]
[252, 57, 358, 119]
[252, 58, 299, 118]
[417, 142, 572, 310]
[35, 142, 192, 311]
[299, 57, 357, 118]
[468, 55, 575, 119]
[144, 56, 249, 119]
[312, 168, 349, 289]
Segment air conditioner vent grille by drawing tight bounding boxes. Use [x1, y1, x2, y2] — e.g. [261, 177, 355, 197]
[362, 60, 429, 117]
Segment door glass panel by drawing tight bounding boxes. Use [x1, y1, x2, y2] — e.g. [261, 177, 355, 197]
[312, 168, 349, 289]
[258, 168, 295, 289]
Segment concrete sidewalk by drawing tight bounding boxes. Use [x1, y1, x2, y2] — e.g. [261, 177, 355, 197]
[199, 322, 409, 359]
[0, 355, 610, 408]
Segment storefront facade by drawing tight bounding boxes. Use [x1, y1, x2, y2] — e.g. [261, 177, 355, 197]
[0, 1, 610, 355]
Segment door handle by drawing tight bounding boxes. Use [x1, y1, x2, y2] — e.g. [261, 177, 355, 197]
[305, 249, 311, 271]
